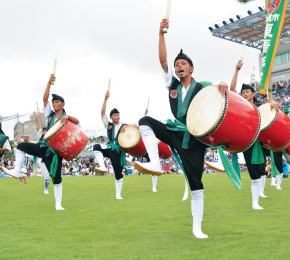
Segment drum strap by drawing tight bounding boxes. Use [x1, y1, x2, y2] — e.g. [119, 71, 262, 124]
[166, 119, 242, 190]
[251, 141, 265, 164]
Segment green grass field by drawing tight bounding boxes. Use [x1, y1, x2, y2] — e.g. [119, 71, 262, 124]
[1, 173, 290, 260]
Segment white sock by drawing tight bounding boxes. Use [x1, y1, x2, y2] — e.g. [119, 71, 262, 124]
[116, 178, 123, 199]
[93, 151, 106, 169]
[251, 179, 263, 210]
[276, 173, 283, 189]
[152, 175, 157, 192]
[54, 183, 65, 210]
[271, 177, 276, 186]
[191, 189, 208, 239]
[260, 175, 267, 197]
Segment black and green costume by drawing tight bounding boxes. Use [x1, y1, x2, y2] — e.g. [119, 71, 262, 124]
[93, 121, 127, 180]
[139, 76, 209, 191]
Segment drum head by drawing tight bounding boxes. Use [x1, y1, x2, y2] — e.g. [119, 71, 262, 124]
[187, 85, 225, 137]
[44, 120, 62, 141]
[118, 126, 141, 149]
[258, 103, 277, 131]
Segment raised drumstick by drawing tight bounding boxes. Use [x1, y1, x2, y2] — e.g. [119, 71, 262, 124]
[36, 102, 39, 115]
[52, 59, 57, 85]
[147, 97, 150, 110]
[108, 79, 111, 93]
[163, 0, 171, 33]
[240, 43, 246, 62]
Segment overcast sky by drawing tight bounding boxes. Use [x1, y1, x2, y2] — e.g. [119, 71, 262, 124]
[1, 0, 266, 139]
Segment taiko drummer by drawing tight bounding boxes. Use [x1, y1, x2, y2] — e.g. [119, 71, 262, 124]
[93, 90, 138, 200]
[1, 74, 80, 211]
[230, 60, 282, 209]
[134, 19, 228, 239]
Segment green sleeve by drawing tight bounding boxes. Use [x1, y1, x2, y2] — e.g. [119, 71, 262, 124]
[200, 81, 213, 88]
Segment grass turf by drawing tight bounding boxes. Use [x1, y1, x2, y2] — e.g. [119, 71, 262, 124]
[0, 173, 290, 260]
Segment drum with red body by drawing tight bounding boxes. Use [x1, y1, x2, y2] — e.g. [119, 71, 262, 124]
[258, 103, 290, 152]
[118, 126, 147, 157]
[186, 85, 260, 153]
[44, 120, 89, 161]
[157, 139, 172, 159]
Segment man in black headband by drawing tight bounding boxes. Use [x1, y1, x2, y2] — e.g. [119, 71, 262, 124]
[134, 19, 229, 239]
[93, 90, 129, 199]
[1, 74, 80, 210]
[230, 60, 282, 209]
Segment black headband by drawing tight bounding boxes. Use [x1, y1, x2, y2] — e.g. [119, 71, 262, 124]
[174, 49, 193, 67]
[52, 94, 65, 103]
[110, 108, 120, 116]
[241, 83, 255, 93]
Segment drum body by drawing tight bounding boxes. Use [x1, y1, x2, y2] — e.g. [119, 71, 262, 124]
[186, 85, 260, 153]
[258, 103, 290, 152]
[44, 120, 89, 161]
[118, 126, 147, 157]
[157, 139, 172, 159]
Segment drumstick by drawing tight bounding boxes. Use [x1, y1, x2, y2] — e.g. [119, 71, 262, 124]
[52, 59, 57, 85]
[240, 43, 246, 62]
[147, 97, 150, 110]
[250, 73, 253, 86]
[36, 102, 39, 115]
[269, 77, 273, 102]
[108, 79, 111, 93]
[163, 0, 171, 33]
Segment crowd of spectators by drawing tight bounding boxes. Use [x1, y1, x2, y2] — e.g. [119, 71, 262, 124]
[255, 79, 290, 109]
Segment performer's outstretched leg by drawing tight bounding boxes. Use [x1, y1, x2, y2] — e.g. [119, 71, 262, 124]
[1, 149, 25, 179]
[93, 144, 107, 173]
[134, 124, 162, 175]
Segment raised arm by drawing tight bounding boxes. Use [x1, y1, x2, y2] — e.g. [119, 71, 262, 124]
[35, 114, 41, 131]
[43, 74, 56, 108]
[101, 91, 110, 118]
[230, 61, 243, 93]
[159, 19, 169, 73]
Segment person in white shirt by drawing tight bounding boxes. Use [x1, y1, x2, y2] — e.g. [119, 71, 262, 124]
[93, 91, 130, 199]
[1, 74, 80, 210]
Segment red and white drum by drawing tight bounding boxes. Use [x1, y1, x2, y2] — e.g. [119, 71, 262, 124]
[186, 85, 260, 153]
[44, 120, 89, 161]
[118, 126, 147, 157]
[157, 139, 172, 159]
[258, 103, 290, 152]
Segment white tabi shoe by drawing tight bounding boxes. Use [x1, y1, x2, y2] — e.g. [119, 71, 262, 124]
[260, 175, 267, 198]
[191, 190, 208, 239]
[1, 166, 19, 179]
[251, 179, 263, 210]
[94, 167, 107, 174]
[116, 179, 124, 199]
[271, 177, 277, 186]
[152, 175, 158, 192]
[44, 190, 49, 194]
[134, 162, 162, 176]
[276, 173, 283, 190]
[54, 183, 65, 210]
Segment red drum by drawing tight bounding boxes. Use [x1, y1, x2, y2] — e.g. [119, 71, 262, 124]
[44, 120, 89, 161]
[157, 139, 172, 159]
[186, 85, 260, 153]
[118, 126, 147, 157]
[258, 103, 290, 152]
